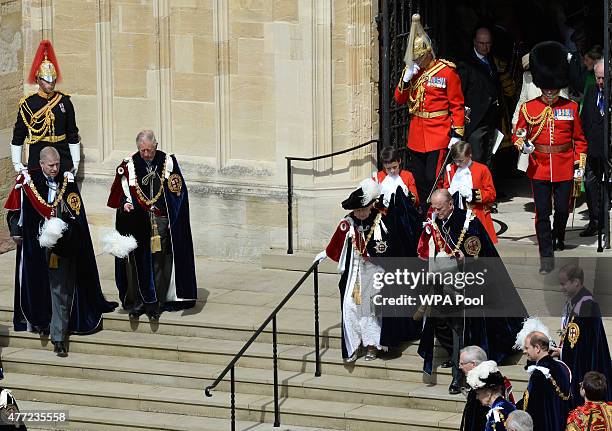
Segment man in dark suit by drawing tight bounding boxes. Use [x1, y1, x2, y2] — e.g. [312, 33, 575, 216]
[579, 60, 605, 237]
[457, 27, 502, 168]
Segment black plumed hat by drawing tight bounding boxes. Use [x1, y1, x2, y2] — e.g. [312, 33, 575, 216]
[530, 41, 569, 90]
[342, 178, 381, 210]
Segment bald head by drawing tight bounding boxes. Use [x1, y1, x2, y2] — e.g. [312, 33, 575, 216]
[431, 189, 454, 220]
[474, 27, 492, 56]
[40, 146, 60, 163]
[523, 331, 550, 362]
[39, 146, 60, 178]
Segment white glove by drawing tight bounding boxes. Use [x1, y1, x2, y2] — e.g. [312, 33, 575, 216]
[313, 250, 327, 264]
[574, 168, 584, 179]
[69, 142, 80, 175]
[403, 64, 420, 82]
[459, 184, 472, 199]
[448, 137, 460, 149]
[10, 145, 25, 173]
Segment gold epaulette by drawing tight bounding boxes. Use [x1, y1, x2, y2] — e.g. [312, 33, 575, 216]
[439, 59, 456, 68]
[19, 92, 36, 106]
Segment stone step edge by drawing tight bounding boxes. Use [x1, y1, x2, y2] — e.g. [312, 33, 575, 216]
[0, 322, 530, 383]
[17, 400, 330, 431]
[5, 373, 461, 428]
[0, 304, 342, 339]
[2, 348, 457, 402]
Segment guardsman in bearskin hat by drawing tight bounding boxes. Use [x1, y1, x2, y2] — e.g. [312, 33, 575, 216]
[394, 14, 465, 211]
[10, 40, 81, 174]
[4, 146, 117, 357]
[513, 41, 588, 274]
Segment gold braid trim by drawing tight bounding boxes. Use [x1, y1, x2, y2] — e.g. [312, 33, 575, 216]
[520, 103, 555, 143]
[559, 315, 574, 347]
[523, 390, 529, 411]
[133, 156, 168, 207]
[20, 93, 63, 145]
[28, 176, 69, 209]
[406, 61, 446, 114]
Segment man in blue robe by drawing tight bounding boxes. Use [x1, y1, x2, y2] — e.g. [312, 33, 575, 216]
[107, 130, 197, 321]
[5, 146, 117, 357]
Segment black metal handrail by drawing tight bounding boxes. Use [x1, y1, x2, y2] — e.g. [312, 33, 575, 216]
[286, 139, 380, 254]
[204, 262, 322, 430]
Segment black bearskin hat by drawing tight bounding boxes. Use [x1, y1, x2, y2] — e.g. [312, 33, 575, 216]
[530, 41, 569, 90]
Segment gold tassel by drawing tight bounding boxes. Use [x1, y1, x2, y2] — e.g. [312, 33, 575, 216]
[352, 278, 361, 305]
[48, 253, 59, 269]
[150, 216, 162, 253]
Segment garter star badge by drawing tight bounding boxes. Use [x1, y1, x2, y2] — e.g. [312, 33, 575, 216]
[567, 322, 580, 348]
[464, 236, 481, 257]
[67, 192, 81, 215]
[374, 240, 388, 254]
[168, 173, 182, 196]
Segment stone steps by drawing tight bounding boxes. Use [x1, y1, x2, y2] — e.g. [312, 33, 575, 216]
[0, 320, 529, 390]
[1, 347, 467, 412]
[4, 373, 463, 430]
[18, 400, 336, 431]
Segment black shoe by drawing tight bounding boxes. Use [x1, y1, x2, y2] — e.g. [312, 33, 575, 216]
[440, 360, 453, 368]
[539, 258, 554, 275]
[53, 341, 68, 358]
[553, 238, 565, 251]
[448, 376, 461, 395]
[579, 224, 598, 237]
[146, 312, 160, 322]
[129, 304, 145, 319]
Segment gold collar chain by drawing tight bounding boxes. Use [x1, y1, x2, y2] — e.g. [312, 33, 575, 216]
[29, 176, 69, 209]
[432, 220, 467, 255]
[133, 156, 168, 207]
[351, 212, 382, 256]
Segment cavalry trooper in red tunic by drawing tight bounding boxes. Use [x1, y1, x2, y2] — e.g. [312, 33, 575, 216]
[394, 14, 465, 211]
[513, 42, 587, 274]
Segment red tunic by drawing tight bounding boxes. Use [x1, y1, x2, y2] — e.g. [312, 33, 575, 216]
[376, 170, 419, 207]
[566, 401, 612, 431]
[443, 161, 497, 243]
[513, 97, 587, 182]
[394, 59, 465, 153]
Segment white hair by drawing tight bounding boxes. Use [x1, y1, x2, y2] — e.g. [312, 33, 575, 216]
[506, 410, 534, 431]
[136, 129, 158, 147]
[460, 345, 487, 365]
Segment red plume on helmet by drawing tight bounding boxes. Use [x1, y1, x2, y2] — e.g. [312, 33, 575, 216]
[27, 40, 62, 84]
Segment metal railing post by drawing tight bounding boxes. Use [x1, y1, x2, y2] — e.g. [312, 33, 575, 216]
[287, 158, 294, 254]
[230, 365, 236, 431]
[313, 264, 321, 377]
[272, 315, 280, 427]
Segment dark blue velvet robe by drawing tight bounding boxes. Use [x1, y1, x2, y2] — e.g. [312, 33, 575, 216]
[521, 355, 572, 431]
[561, 287, 612, 406]
[112, 151, 197, 311]
[11, 171, 117, 334]
[417, 208, 527, 374]
[378, 187, 424, 348]
[485, 396, 516, 431]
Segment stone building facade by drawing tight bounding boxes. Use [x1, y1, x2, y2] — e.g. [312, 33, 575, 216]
[0, 0, 379, 261]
